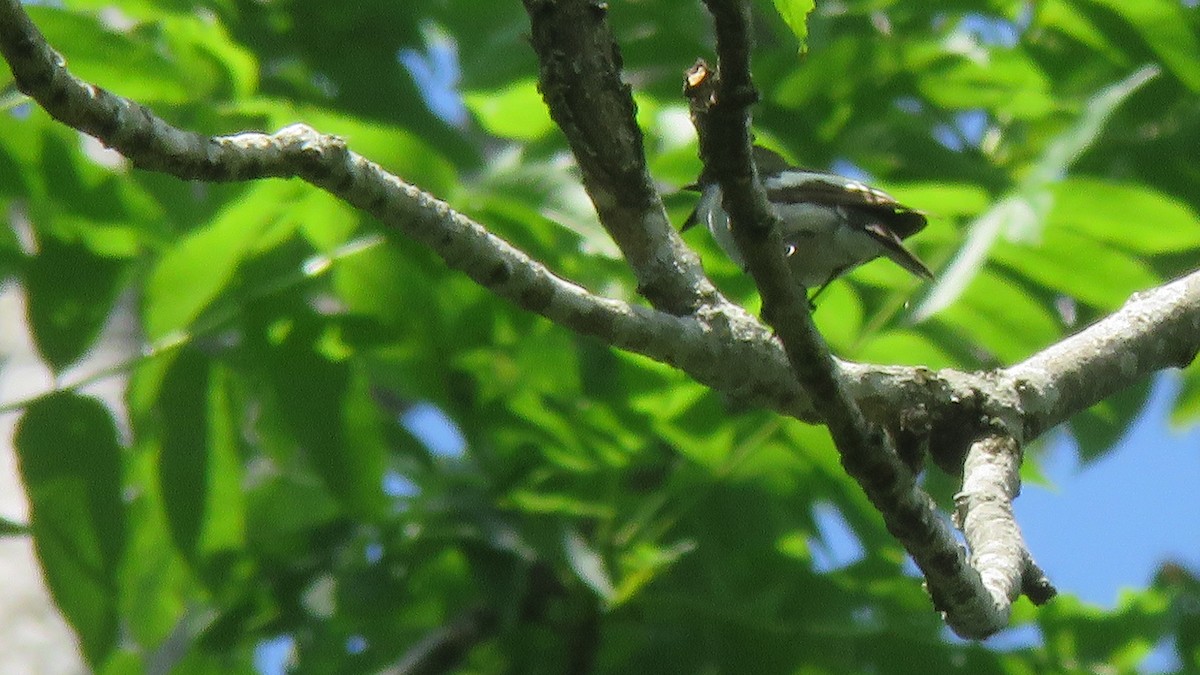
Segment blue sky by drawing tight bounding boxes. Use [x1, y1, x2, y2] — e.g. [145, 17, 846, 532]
[1018, 371, 1200, 607]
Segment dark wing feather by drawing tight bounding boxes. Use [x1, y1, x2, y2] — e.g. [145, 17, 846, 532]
[764, 172, 928, 240]
[862, 223, 934, 279]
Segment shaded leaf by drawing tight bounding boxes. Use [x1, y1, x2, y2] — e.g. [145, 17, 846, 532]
[1069, 378, 1151, 462]
[25, 238, 127, 370]
[260, 318, 389, 519]
[15, 393, 125, 667]
[156, 350, 246, 569]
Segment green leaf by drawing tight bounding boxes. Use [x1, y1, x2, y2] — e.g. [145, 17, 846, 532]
[155, 12, 260, 99]
[937, 270, 1061, 363]
[917, 51, 1056, 119]
[992, 228, 1159, 310]
[156, 350, 245, 568]
[118, 456, 195, 651]
[143, 181, 303, 341]
[811, 281, 863, 351]
[1081, 0, 1200, 92]
[888, 182, 992, 219]
[914, 66, 1158, 319]
[1050, 178, 1200, 254]
[332, 244, 434, 328]
[1069, 380, 1152, 462]
[1173, 366, 1200, 426]
[1038, 0, 1130, 64]
[771, 0, 815, 51]
[15, 393, 125, 667]
[463, 78, 556, 141]
[244, 468, 342, 559]
[25, 7, 192, 104]
[1027, 65, 1159, 186]
[261, 318, 389, 519]
[244, 100, 458, 195]
[855, 330, 958, 369]
[613, 540, 697, 607]
[25, 238, 127, 370]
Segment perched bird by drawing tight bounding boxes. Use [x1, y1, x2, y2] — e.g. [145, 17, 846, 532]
[684, 146, 933, 300]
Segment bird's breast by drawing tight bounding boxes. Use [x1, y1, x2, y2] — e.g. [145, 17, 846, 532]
[774, 202, 885, 288]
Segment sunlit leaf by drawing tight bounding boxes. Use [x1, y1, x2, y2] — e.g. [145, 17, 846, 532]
[855, 329, 958, 369]
[992, 228, 1159, 310]
[143, 181, 304, 341]
[463, 78, 556, 141]
[1050, 178, 1200, 254]
[917, 51, 1056, 119]
[936, 270, 1061, 362]
[1080, 0, 1200, 92]
[1038, 0, 1130, 64]
[913, 65, 1158, 319]
[26, 7, 191, 103]
[771, 0, 815, 51]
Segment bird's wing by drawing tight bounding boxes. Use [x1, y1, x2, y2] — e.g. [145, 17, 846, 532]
[764, 170, 928, 240]
[863, 223, 934, 279]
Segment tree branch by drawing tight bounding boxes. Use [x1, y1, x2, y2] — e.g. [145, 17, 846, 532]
[382, 607, 497, 675]
[1008, 270, 1200, 441]
[6, 0, 1194, 467]
[0, 0, 811, 418]
[953, 434, 1056, 631]
[690, 0, 1056, 638]
[521, 0, 721, 315]
[4, 0, 1198, 639]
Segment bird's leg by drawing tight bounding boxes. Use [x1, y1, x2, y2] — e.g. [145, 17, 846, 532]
[806, 271, 845, 310]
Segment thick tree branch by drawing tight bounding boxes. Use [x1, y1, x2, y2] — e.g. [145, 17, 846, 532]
[842, 270, 1200, 474]
[691, 0, 1054, 638]
[954, 434, 1056, 630]
[1008, 270, 1200, 440]
[521, 0, 720, 315]
[5, 0, 1194, 465]
[3, 0, 1198, 639]
[0, 0, 812, 418]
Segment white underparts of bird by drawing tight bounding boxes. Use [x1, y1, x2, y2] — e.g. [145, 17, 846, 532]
[684, 147, 934, 299]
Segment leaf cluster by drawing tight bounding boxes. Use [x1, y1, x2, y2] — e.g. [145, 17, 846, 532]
[1, 0, 1198, 672]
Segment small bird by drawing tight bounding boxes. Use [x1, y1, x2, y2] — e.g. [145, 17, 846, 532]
[684, 146, 933, 301]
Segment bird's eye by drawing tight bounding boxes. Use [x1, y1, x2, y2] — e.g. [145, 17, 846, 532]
[784, 244, 797, 257]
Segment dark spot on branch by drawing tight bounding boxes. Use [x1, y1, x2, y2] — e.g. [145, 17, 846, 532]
[484, 260, 513, 287]
[518, 276, 554, 312]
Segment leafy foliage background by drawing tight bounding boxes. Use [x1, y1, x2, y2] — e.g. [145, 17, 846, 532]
[1, 0, 1199, 672]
